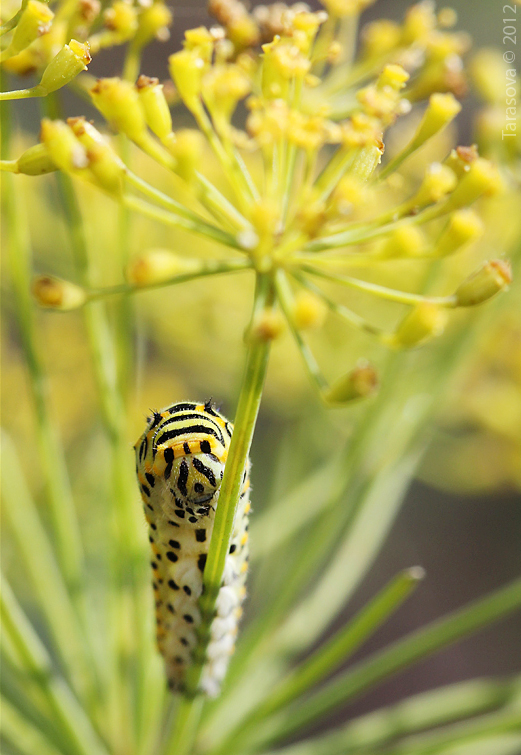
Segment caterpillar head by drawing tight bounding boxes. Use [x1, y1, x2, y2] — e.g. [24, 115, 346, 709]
[166, 448, 225, 513]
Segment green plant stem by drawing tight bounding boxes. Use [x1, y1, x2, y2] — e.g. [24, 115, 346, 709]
[1, 434, 98, 710]
[0, 698, 63, 755]
[275, 269, 328, 393]
[300, 266, 457, 307]
[122, 194, 246, 248]
[0, 579, 109, 755]
[85, 259, 252, 302]
[164, 272, 272, 755]
[49, 160, 146, 752]
[266, 678, 519, 755]
[124, 170, 243, 250]
[264, 576, 521, 747]
[0, 94, 85, 601]
[212, 568, 425, 755]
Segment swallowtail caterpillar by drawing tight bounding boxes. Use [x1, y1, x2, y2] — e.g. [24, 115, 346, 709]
[134, 400, 250, 696]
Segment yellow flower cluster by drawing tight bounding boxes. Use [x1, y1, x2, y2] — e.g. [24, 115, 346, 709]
[2, 0, 514, 405]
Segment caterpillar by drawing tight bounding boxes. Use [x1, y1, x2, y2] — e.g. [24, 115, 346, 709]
[134, 400, 250, 696]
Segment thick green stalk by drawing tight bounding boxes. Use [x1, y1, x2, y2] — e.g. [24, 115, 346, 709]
[164, 272, 272, 755]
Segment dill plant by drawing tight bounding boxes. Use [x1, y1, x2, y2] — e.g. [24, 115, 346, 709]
[1, 2, 521, 755]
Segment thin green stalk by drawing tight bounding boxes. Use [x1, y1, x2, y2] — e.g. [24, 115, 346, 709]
[164, 272, 272, 755]
[1, 435, 97, 708]
[304, 203, 444, 251]
[0, 578, 109, 755]
[291, 270, 386, 337]
[86, 259, 252, 302]
[0, 698, 64, 755]
[264, 576, 521, 746]
[123, 194, 246, 248]
[265, 678, 519, 755]
[275, 269, 328, 392]
[380, 703, 521, 755]
[301, 266, 456, 307]
[211, 568, 425, 755]
[124, 170, 243, 250]
[1, 97, 84, 599]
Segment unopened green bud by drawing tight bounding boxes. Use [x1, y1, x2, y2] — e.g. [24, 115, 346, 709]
[90, 78, 147, 142]
[16, 143, 57, 175]
[409, 93, 462, 150]
[324, 361, 378, 405]
[33, 275, 87, 310]
[126, 250, 201, 286]
[40, 119, 88, 173]
[38, 40, 91, 94]
[136, 75, 173, 142]
[454, 260, 512, 306]
[390, 303, 449, 348]
[3, 0, 53, 59]
[434, 210, 484, 257]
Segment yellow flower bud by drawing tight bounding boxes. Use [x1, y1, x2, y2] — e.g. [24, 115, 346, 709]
[412, 163, 457, 207]
[33, 275, 87, 310]
[454, 260, 512, 307]
[380, 226, 426, 259]
[184, 26, 215, 61]
[409, 93, 462, 150]
[391, 303, 449, 349]
[136, 75, 173, 142]
[324, 361, 378, 405]
[40, 119, 88, 173]
[293, 292, 327, 330]
[361, 20, 401, 60]
[168, 128, 204, 183]
[249, 308, 285, 342]
[444, 158, 503, 211]
[90, 78, 147, 142]
[434, 210, 484, 257]
[169, 49, 206, 114]
[38, 40, 91, 94]
[377, 64, 410, 92]
[402, 2, 437, 45]
[126, 250, 202, 286]
[134, 2, 173, 49]
[471, 50, 508, 105]
[320, 0, 376, 19]
[103, 0, 138, 42]
[2, 0, 53, 59]
[16, 143, 57, 175]
[202, 64, 251, 134]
